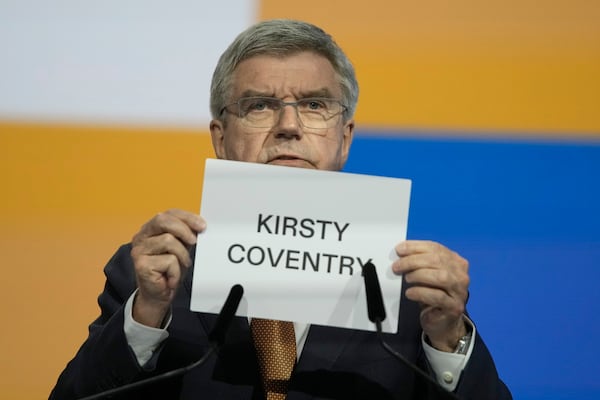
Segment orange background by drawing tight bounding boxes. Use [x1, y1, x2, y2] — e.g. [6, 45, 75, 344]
[0, 123, 214, 397]
[262, 0, 600, 136]
[1, 0, 599, 398]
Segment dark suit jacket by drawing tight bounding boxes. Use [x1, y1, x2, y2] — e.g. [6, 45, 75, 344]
[50, 244, 511, 400]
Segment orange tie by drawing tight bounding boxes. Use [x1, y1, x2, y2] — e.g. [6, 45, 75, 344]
[251, 318, 297, 400]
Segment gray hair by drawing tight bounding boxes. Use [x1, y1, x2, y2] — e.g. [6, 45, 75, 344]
[209, 19, 359, 121]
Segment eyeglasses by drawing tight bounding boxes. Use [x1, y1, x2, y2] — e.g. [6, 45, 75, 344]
[220, 97, 348, 130]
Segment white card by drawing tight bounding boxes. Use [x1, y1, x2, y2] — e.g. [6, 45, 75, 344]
[190, 159, 411, 333]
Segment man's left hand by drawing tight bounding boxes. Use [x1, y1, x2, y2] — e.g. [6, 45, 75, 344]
[392, 240, 470, 352]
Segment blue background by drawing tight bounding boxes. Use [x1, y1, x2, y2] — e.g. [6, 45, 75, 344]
[344, 132, 600, 399]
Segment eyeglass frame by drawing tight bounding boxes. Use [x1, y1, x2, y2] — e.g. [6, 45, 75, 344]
[218, 96, 349, 129]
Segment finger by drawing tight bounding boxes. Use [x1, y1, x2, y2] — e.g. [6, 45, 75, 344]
[135, 253, 183, 294]
[135, 209, 205, 246]
[404, 267, 458, 291]
[404, 270, 469, 308]
[164, 209, 206, 232]
[405, 286, 465, 316]
[392, 252, 441, 274]
[393, 246, 469, 276]
[133, 233, 193, 268]
[395, 240, 443, 256]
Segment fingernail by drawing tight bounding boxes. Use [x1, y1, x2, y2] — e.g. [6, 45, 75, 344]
[396, 242, 407, 254]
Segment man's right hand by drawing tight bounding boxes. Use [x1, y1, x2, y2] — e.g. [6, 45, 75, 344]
[130, 209, 206, 327]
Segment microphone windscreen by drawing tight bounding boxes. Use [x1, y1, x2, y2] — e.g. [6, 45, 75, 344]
[362, 262, 386, 323]
[208, 284, 244, 345]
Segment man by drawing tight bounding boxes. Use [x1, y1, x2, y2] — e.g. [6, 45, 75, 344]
[50, 19, 511, 399]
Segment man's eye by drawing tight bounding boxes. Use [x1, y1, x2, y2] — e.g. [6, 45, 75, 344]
[302, 99, 327, 111]
[248, 100, 267, 111]
[244, 98, 278, 113]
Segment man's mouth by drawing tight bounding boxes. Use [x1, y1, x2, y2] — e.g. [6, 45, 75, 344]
[268, 155, 312, 168]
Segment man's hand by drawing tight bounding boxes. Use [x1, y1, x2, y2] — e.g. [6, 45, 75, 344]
[130, 209, 206, 328]
[392, 240, 470, 352]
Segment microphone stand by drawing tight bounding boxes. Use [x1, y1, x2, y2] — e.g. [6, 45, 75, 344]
[78, 347, 216, 400]
[78, 284, 244, 400]
[362, 262, 462, 400]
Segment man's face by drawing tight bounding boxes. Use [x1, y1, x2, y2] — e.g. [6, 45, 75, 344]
[210, 51, 354, 171]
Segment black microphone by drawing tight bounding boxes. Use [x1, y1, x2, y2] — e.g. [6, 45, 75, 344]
[78, 284, 244, 400]
[361, 262, 461, 400]
[362, 261, 386, 324]
[209, 283, 244, 346]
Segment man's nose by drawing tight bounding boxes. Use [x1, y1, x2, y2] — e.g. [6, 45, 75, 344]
[274, 104, 303, 139]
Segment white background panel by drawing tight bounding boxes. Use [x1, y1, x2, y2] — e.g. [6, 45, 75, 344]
[0, 0, 258, 126]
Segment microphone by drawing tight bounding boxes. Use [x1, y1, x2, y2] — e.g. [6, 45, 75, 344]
[78, 284, 244, 400]
[209, 284, 244, 346]
[361, 262, 461, 400]
[362, 261, 386, 324]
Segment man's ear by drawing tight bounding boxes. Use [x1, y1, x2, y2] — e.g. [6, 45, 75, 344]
[340, 119, 355, 166]
[209, 119, 226, 159]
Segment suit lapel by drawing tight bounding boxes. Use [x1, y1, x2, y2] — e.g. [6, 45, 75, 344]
[295, 324, 356, 371]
